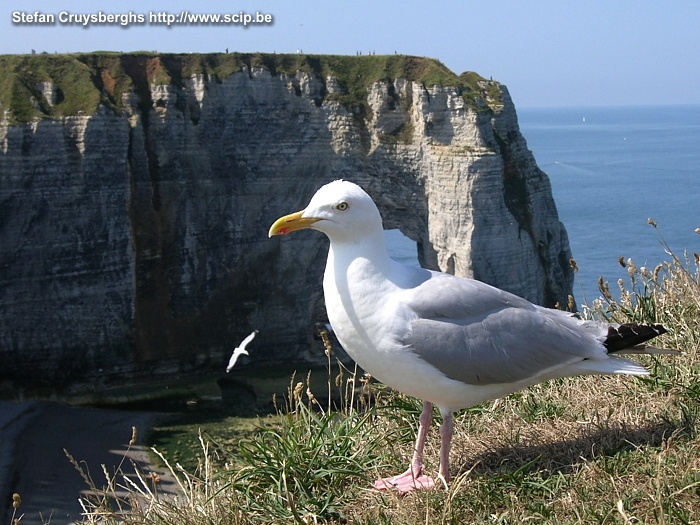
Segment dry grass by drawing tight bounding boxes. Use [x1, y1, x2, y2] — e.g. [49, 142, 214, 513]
[349, 373, 698, 524]
[65, 225, 699, 524]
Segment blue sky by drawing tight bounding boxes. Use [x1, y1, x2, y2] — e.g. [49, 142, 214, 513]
[3, 0, 699, 107]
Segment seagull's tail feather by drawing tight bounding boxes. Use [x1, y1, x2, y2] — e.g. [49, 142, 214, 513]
[611, 344, 682, 356]
[573, 356, 650, 377]
[604, 356, 651, 376]
[572, 322, 681, 379]
[603, 323, 671, 353]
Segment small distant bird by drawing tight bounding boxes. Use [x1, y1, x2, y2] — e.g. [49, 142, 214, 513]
[226, 330, 258, 372]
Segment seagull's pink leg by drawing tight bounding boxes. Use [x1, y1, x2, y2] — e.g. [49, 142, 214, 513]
[437, 410, 453, 486]
[374, 401, 436, 492]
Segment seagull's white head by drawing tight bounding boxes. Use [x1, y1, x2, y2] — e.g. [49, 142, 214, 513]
[268, 180, 384, 243]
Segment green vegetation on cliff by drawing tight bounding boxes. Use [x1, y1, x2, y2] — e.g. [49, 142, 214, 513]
[0, 52, 502, 124]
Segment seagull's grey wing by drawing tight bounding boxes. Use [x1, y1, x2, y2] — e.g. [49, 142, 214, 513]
[401, 274, 602, 385]
[404, 272, 537, 321]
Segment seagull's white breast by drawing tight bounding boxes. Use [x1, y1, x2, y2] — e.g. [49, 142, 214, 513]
[323, 246, 487, 410]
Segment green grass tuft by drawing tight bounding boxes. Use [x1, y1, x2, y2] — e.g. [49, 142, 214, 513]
[229, 375, 386, 522]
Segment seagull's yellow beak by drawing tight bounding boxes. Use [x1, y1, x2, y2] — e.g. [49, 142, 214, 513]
[268, 210, 321, 237]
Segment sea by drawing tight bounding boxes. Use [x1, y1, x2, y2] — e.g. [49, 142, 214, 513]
[385, 105, 700, 307]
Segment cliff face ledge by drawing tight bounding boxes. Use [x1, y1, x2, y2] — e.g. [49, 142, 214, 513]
[0, 54, 574, 389]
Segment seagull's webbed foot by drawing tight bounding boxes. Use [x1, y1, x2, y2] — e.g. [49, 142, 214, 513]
[373, 401, 439, 493]
[373, 465, 436, 493]
[373, 407, 454, 493]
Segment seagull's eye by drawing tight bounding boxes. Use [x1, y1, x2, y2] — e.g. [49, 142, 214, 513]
[335, 202, 349, 212]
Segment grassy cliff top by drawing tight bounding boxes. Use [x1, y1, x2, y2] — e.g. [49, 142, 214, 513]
[0, 52, 501, 124]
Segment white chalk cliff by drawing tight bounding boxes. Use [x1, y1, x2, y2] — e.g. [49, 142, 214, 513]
[0, 54, 573, 389]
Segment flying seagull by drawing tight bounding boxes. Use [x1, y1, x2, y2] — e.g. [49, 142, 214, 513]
[226, 330, 258, 372]
[268, 180, 676, 493]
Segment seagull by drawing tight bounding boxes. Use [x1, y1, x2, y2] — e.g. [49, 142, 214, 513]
[268, 180, 676, 493]
[226, 330, 258, 372]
